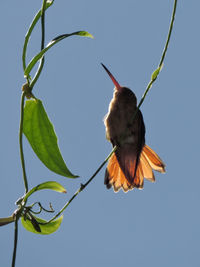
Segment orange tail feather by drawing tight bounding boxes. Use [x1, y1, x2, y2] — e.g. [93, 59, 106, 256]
[105, 145, 165, 192]
[142, 145, 166, 173]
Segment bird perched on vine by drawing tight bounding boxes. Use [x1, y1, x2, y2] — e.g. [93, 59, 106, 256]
[102, 63, 165, 192]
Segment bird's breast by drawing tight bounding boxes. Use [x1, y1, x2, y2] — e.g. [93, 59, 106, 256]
[104, 91, 139, 146]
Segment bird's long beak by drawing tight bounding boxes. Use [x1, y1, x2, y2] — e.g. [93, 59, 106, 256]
[101, 63, 121, 90]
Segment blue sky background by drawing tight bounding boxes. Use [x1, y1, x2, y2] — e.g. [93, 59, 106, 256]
[1, 1, 200, 266]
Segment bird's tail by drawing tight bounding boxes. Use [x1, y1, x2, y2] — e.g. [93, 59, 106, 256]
[104, 144, 165, 192]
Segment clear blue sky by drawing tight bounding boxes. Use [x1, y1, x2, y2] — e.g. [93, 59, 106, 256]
[1, 1, 200, 266]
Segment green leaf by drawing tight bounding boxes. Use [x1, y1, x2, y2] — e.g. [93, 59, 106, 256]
[24, 31, 94, 76]
[151, 64, 163, 81]
[23, 99, 78, 178]
[24, 181, 67, 202]
[21, 215, 63, 235]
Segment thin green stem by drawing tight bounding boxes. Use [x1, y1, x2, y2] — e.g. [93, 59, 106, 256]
[22, 0, 53, 73]
[13, 1, 51, 266]
[11, 219, 18, 267]
[131, 0, 178, 124]
[22, 16, 38, 72]
[30, 0, 46, 89]
[19, 92, 28, 193]
[40, 0, 46, 51]
[43, 147, 117, 224]
[159, 0, 177, 68]
[140, 0, 177, 105]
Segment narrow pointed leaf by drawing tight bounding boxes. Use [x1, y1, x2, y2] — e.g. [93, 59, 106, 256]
[23, 99, 78, 178]
[24, 31, 94, 76]
[21, 215, 63, 235]
[24, 181, 67, 202]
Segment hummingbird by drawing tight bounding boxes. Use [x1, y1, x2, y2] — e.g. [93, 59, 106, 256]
[102, 63, 165, 192]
